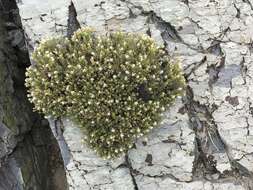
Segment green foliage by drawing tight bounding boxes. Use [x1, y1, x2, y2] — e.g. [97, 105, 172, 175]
[25, 28, 185, 159]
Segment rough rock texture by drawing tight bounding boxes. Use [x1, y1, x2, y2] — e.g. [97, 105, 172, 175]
[18, 0, 253, 189]
[0, 1, 67, 190]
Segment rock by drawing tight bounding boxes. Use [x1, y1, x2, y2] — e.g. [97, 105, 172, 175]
[17, 0, 253, 189]
[0, 1, 67, 189]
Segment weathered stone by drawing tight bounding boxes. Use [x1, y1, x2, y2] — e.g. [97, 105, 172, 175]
[17, 0, 253, 189]
[0, 1, 67, 189]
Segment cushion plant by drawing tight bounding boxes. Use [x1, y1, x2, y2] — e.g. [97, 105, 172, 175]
[25, 28, 185, 159]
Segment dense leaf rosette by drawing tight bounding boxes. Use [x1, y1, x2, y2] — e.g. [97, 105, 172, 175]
[25, 28, 185, 159]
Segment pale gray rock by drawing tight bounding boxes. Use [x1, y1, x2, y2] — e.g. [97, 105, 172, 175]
[18, 0, 253, 189]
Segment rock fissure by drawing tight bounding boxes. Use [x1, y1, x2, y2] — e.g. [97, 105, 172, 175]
[14, 0, 253, 189]
[125, 155, 139, 190]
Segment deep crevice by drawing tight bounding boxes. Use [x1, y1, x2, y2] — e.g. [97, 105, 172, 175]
[147, 11, 182, 43]
[184, 86, 226, 178]
[125, 155, 139, 190]
[0, 1, 67, 189]
[206, 55, 225, 93]
[67, 1, 81, 38]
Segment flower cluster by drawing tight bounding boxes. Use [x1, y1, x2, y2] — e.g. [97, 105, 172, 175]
[25, 28, 185, 159]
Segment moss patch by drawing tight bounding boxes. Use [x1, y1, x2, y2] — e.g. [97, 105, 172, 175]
[25, 28, 185, 159]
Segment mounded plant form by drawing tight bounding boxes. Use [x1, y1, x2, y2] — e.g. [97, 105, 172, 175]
[25, 28, 185, 159]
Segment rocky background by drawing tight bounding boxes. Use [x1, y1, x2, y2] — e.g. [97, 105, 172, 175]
[1, 0, 253, 189]
[0, 1, 67, 190]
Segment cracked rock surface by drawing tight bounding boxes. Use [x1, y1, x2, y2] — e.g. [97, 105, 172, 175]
[18, 0, 253, 189]
[0, 1, 67, 190]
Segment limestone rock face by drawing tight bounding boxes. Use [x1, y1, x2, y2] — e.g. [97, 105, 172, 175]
[18, 0, 253, 189]
[0, 1, 67, 190]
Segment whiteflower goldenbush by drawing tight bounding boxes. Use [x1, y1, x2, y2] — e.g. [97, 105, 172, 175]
[25, 28, 185, 159]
